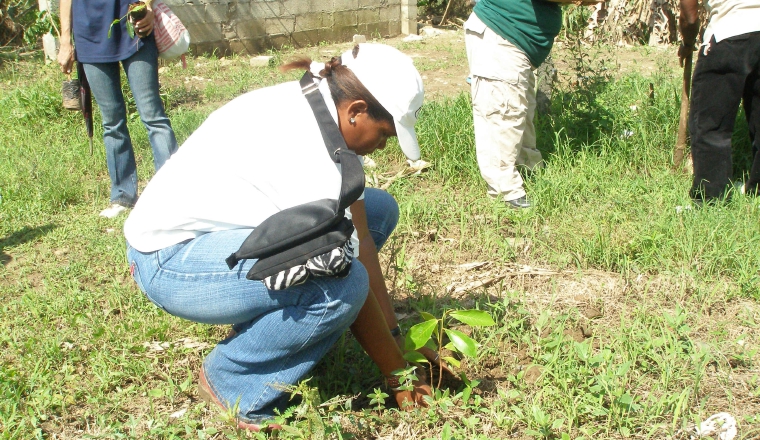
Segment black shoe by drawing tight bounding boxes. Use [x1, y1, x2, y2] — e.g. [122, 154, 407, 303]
[506, 195, 531, 209]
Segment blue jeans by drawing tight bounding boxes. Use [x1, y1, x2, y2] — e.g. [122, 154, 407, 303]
[84, 36, 178, 207]
[126, 188, 399, 423]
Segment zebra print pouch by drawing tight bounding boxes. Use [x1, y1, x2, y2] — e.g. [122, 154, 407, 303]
[261, 241, 354, 290]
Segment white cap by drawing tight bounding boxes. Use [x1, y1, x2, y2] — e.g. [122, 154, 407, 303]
[340, 44, 424, 160]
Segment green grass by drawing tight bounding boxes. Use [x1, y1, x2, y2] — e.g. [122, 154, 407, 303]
[1, 43, 759, 439]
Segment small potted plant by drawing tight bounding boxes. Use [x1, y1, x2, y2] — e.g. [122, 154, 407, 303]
[107, 1, 148, 38]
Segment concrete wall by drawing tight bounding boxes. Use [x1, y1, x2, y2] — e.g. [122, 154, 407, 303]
[165, 0, 418, 56]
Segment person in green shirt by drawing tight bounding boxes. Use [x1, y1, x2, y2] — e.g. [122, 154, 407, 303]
[464, 0, 562, 208]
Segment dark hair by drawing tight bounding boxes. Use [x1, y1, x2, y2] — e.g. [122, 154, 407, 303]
[280, 45, 393, 124]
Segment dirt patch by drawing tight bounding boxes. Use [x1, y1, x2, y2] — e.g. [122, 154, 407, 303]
[392, 242, 760, 428]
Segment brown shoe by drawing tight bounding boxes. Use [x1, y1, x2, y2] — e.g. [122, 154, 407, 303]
[198, 367, 282, 432]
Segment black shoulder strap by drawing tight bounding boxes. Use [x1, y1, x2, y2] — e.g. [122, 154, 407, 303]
[299, 72, 365, 211]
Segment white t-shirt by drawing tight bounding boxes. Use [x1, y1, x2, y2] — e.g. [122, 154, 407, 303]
[703, 0, 760, 45]
[124, 78, 362, 254]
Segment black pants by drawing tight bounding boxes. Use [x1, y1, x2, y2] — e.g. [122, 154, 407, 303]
[689, 32, 760, 200]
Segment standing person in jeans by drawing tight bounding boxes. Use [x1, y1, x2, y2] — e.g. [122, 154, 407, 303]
[679, 0, 760, 202]
[57, 0, 178, 218]
[123, 44, 431, 430]
[464, 0, 561, 209]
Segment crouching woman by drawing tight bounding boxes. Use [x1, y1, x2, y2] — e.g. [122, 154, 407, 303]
[123, 44, 430, 430]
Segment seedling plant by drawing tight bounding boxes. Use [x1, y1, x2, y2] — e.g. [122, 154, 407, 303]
[402, 308, 496, 389]
[107, 1, 148, 39]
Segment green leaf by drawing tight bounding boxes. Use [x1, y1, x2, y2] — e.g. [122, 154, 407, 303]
[449, 309, 495, 327]
[441, 422, 451, 440]
[616, 361, 631, 377]
[442, 356, 461, 368]
[423, 338, 438, 351]
[574, 340, 590, 361]
[444, 328, 478, 358]
[419, 311, 436, 322]
[617, 393, 634, 406]
[461, 386, 472, 404]
[127, 21, 135, 39]
[402, 351, 427, 364]
[407, 319, 438, 350]
[107, 20, 120, 38]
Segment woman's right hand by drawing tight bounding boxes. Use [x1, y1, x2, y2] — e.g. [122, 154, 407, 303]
[58, 42, 75, 74]
[394, 379, 432, 410]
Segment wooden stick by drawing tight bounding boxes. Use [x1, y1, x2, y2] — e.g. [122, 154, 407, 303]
[674, 51, 693, 169]
[439, 0, 454, 27]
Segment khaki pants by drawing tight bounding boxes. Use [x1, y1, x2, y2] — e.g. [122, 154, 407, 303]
[465, 13, 543, 201]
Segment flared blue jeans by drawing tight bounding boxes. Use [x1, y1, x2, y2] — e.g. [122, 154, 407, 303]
[83, 36, 178, 207]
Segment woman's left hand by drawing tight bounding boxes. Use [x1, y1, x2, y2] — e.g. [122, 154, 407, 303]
[133, 8, 155, 38]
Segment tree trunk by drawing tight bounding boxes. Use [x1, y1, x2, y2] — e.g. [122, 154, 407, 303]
[589, 0, 679, 46]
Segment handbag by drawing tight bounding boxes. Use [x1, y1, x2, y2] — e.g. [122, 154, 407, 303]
[224, 72, 366, 290]
[152, 0, 190, 60]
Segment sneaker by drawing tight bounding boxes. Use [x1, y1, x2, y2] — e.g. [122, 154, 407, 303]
[99, 203, 129, 218]
[506, 195, 531, 209]
[198, 367, 282, 432]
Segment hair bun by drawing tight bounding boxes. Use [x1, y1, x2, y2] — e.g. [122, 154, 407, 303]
[320, 56, 343, 78]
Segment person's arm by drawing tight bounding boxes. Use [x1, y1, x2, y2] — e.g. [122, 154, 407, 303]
[679, 0, 700, 66]
[349, 199, 430, 408]
[352, 198, 398, 329]
[57, 0, 74, 74]
[351, 197, 454, 374]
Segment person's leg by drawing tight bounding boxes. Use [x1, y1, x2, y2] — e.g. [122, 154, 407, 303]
[516, 70, 544, 171]
[123, 36, 178, 171]
[465, 16, 533, 202]
[83, 62, 138, 206]
[126, 229, 368, 423]
[689, 36, 750, 201]
[362, 188, 399, 251]
[743, 32, 760, 195]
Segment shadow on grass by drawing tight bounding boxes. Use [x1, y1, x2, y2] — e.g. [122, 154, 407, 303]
[0, 224, 57, 266]
[538, 78, 617, 158]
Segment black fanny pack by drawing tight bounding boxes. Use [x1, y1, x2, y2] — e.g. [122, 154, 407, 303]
[224, 72, 365, 290]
